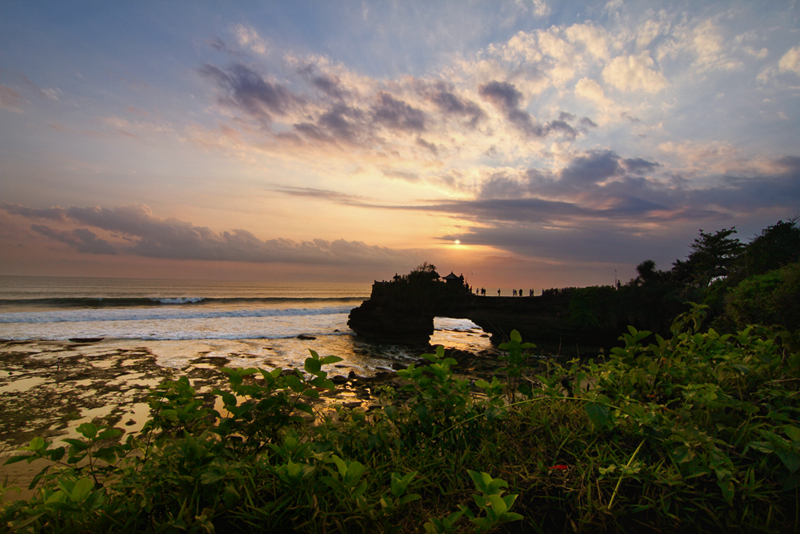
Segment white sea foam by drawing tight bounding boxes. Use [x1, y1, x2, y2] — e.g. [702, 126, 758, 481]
[0, 305, 356, 324]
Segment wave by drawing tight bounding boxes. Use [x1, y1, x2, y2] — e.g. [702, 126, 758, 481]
[0, 295, 365, 309]
[0, 304, 357, 324]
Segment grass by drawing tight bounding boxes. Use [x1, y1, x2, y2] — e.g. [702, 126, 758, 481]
[2, 304, 799, 533]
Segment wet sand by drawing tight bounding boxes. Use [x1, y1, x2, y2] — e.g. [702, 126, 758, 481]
[0, 337, 504, 501]
[0, 338, 381, 500]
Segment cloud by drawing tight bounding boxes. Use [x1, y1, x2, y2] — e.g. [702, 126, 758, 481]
[479, 80, 523, 110]
[208, 37, 245, 58]
[417, 81, 485, 128]
[382, 150, 800, 260]
[31, 225, 117, 255]
[560, 150, 623, 185]
[5, 203, 408, 266]
[478, 80, 580, 138]
[353, 150, 800, 266]
[371, 92, 426, 132]
[657, 18, 741, 73]
[602, 53, 667, 93]
[382, 168, 420, 182]
[779, 45, 800, 75]
[565, 23, 610, 61]
[198, 63, 301, 124]
[0, 84, 25, 112]
[231, 24, 269, 55]
[274, 187, 371, 204]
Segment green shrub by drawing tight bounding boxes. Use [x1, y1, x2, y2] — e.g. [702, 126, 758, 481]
[726, 261, 800, 332]
[3, 307, 799, 533]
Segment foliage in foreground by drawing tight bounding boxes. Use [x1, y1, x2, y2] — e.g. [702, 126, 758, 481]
[2, 306, 800, 533]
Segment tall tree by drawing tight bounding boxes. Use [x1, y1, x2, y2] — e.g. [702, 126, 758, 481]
[670, 227, 743, 289]
[736, 218, 800, 279]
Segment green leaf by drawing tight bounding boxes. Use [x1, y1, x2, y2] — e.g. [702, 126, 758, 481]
[487, 494, 508, 514]
[304, 358, 322, 374]
[330, 455, 347, 478]
[784, 425, 800, 442]
[391, 471, 417, 496]
[510, 330, 522, 343]
[585, 403, 612, 429]
[400, 493, 421, 505]
[200, 468, 226, 485]
[63, 438, 89, 451]
[746, 441, 774, 454]
[27, 437, 46, 452]
[97, 427, 123, 441]
[71, 478, 94, 503]
[223, 484, 240, 508]
[345, 461, 366, 485]
[45, 490, 67, 505]
[320, 355, 343, 365]
[76, 423, 98, 439]
[302, 388, 320, 399]
[222, 392, 237, 407]
[776, 450, 800, 474]
[4, 454, 34, 465]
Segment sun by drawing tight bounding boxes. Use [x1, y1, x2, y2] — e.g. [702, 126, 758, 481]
[454, 239, 461, 245]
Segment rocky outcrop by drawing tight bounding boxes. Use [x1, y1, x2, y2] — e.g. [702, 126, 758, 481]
[346, 298, 434, 345]
[348, 280, 625, 353]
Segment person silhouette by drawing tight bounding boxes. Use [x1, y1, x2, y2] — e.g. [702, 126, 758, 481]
[497, 289, 501, 296]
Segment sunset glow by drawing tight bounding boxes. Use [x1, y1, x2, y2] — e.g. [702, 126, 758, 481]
[1, 1, 798, 289]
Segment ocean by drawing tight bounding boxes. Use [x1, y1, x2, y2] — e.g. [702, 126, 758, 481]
[0, 276, 494, 375]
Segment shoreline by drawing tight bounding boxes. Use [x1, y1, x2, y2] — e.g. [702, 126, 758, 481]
[0, 336, 505, 501]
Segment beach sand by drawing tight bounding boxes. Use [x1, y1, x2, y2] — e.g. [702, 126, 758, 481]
[0, 337, 503, 501]
[0, 338, 384, 500]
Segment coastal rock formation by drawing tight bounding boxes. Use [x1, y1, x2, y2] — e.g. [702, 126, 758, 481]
[348, 267, 625, 353]
[346, 298, 434, 345]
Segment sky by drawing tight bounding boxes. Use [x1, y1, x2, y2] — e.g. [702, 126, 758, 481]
[1, 1, 799, 289]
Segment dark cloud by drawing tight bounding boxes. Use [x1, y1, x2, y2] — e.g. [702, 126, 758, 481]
[198, 63, 301, 123]
[478, 80, 583, 139]
[479, 81, 522, 110]
[8, 203, 406, 266]
[415, 137, 439, 155]
[547, 120, 579, 138]
[292, 104, 370, 146]
[31, 225, 116, 255]
[371, 92, 426, 132]
[622, 157, 660, 175]
[560, 150, 622, 185]
[296, 63, 348, 100]
[311, 74, 346, 99]
[1, 203, 68, 221]
[419, 81, 485, 127]
[440, 223, 687, 267]
[316, 104, 365, 143]
[621, 112, 640, 123]
[398, 151, 800, 265]
[410, 197, 588, 223]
